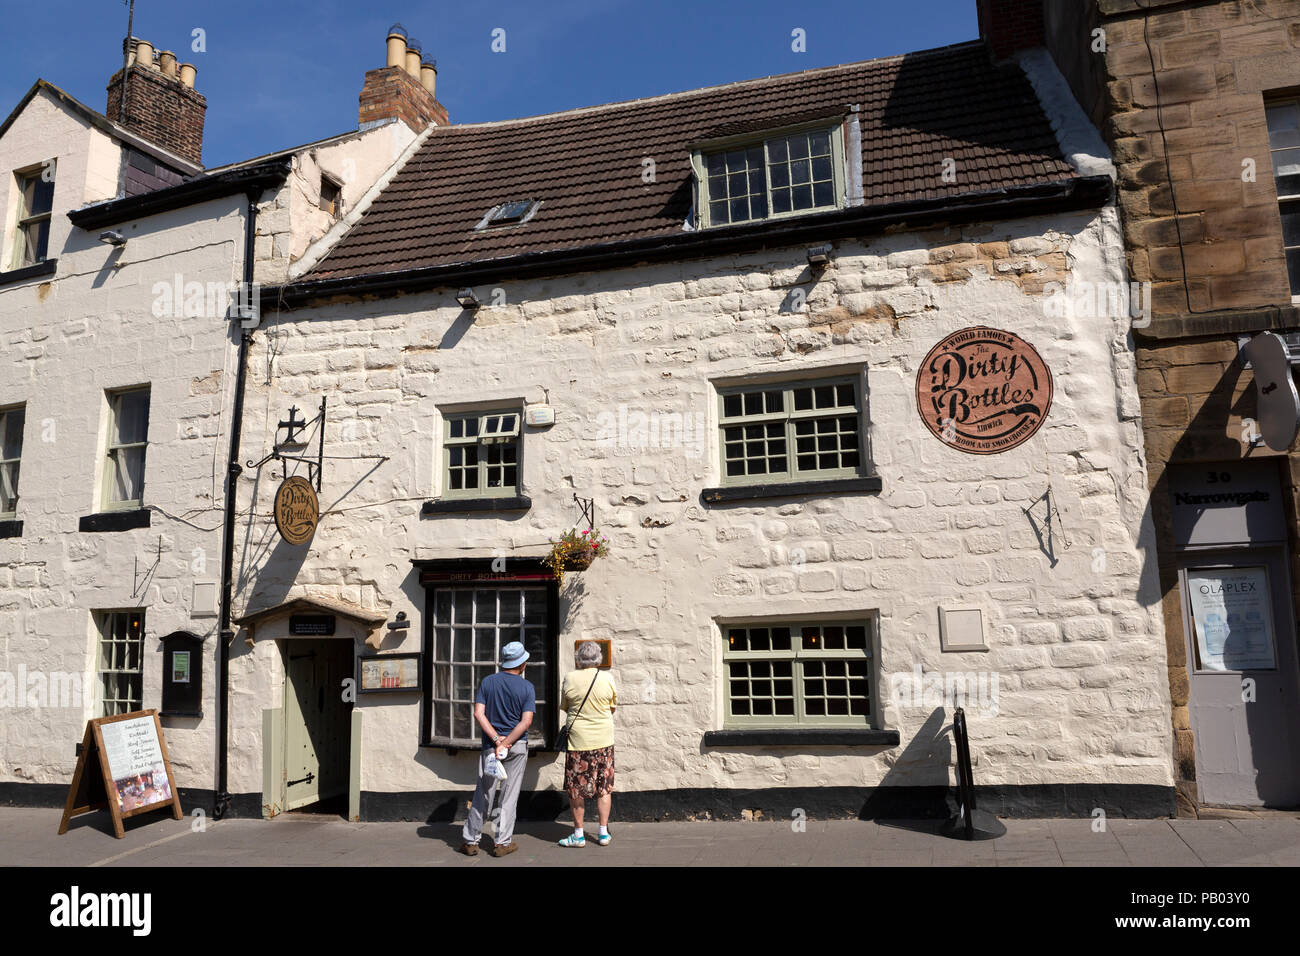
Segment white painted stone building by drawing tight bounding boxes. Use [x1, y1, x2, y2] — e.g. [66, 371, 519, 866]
[0, 32, 444, 813]
[226, 39, 1176, 822]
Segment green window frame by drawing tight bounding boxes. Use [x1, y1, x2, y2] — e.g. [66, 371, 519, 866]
[0, 403, 24, 517]
[718, 376, 864, 484]
[427, 586, 550, 747]
[102, 386, 150, 511]
[9, 163, 55, 270]
[694, 122, 846, 228]
[723, 619, 875, 729]
[441, 407, 521, 499]
[96, 609, 145, 717]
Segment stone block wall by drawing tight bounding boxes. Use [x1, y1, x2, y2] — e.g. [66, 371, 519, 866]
[229, 204, 1175, 809]
[1096, 0, 1300, 315]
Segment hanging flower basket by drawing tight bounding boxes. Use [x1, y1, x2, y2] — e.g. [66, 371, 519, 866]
[543, 527, 609, 586]
[566, 551, 596, 571]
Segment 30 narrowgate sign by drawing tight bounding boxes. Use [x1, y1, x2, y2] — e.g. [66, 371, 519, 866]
[916, 327, 1053, 455]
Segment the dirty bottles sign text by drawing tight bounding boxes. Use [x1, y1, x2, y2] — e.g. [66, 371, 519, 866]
[916, 326, 1053, 454]
[274, 475, 319, 545]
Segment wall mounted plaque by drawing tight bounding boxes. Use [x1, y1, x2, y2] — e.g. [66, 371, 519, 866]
[274, 475, 319, 545]
[916, 327, 1053, 455]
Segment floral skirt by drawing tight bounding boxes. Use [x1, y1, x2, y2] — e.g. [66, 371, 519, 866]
[564, 745, 615, 798]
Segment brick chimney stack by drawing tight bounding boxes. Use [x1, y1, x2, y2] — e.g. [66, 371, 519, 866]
[976, 0, 1046, 61]
[358, 23, 449, 131]
[106, 37, 206, 165]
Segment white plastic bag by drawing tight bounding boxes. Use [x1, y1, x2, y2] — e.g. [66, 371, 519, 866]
[485, 749, 508, 782]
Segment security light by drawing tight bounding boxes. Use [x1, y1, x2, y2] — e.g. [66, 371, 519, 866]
[456, 288, 480, 309]
[99, 230, 127, 246]
[806, 243, 832, 269]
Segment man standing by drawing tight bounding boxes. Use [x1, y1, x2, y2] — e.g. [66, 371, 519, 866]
[459, 641, 535, 857]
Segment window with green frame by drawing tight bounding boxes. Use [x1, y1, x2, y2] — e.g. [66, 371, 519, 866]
[102, 386, 150, 510]
[723, 620, 874, 728]
[442, 408, 521, 498]
[718, 376, 863, 484]
[96, 609, 145, 716]
[9, 163, 55, 270]
[0, 403, 24, 517]
[696, 125, 844, 228]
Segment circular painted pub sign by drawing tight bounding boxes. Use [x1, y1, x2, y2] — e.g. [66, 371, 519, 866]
[274, 476, 319, 545]
[916, 326, 1053, 455]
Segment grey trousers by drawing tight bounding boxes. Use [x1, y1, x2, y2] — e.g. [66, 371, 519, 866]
[462, 739, 528, 846]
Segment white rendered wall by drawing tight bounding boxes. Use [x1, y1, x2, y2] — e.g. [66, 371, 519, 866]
[229, 204, 1173, 800]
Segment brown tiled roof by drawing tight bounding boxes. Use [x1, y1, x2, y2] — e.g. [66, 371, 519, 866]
[308, 40, 1077, 281]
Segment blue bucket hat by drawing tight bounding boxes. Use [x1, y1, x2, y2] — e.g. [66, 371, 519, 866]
[501, 642, 529, 669]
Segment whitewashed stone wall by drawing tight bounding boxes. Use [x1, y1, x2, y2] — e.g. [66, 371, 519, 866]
[0, 100, 422, 796]
[231, 203, 1173, 800]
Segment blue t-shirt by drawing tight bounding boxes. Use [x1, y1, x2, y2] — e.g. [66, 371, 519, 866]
[476, 671, 537, 748]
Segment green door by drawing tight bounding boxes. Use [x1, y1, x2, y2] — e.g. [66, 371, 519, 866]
[283, 639, 352, 811]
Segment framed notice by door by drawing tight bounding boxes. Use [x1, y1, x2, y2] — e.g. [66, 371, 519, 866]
[1186, 565, 1278, 672]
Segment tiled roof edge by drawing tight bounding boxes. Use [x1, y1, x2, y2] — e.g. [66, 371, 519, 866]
[267, 174, 1111, 310]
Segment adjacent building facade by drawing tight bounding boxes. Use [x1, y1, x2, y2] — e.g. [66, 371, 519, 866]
[992, 0, 1300, 812]
[0, 30, 441, 810]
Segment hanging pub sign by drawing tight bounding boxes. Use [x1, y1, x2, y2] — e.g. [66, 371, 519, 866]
[916, 326, 1053, 454]
[274, 475, 319, 545]
[58, 710, 183, 839]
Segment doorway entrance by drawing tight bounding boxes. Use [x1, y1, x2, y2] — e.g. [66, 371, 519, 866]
[281, 638, 353, 812]
[1170, 462, 1300, 808]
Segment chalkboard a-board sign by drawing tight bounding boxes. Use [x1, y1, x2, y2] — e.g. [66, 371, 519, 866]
[57, 710, 183, 839]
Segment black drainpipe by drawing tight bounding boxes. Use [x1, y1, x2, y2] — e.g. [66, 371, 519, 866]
[213, 188, 259, 819]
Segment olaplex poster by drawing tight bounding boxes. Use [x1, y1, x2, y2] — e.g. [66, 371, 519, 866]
[1187, 567, 1277, 671]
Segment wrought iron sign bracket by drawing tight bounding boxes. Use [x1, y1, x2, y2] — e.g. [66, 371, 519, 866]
[247, 397, 327, 491]
[573, 493, 595, 530]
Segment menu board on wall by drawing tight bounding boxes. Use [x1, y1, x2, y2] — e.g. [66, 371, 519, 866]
[1187, 566, 1278, 672]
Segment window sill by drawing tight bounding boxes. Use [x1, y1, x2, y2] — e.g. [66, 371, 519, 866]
[703, 728, 899, 747]
[0, 259, 56, 287]
[701, 475, 881, 504]
[0, 519, 22, 539]
[79, 508, 151, 532]
[423, 738, 549, 755]
[422, 495, 531, 515]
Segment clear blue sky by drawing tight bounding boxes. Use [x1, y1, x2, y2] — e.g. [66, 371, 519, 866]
[1, 0, 982, 168]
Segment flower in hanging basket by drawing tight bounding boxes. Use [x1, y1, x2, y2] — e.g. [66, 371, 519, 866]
[542, 527, 610, 586]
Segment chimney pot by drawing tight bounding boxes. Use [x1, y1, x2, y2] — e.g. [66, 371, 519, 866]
[386, 25, 407, 69]
[180, 63, 197, 89]
[135, 40, 155, 69]
[159, 50, 177, 78]
[420, 60, 437, 97]
[404, 38, 423, 79]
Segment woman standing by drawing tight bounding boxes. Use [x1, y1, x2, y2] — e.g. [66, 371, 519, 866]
[557, 641, 617, 847]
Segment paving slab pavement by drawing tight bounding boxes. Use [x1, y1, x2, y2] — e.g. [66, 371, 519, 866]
[3, 806, 1299, 867]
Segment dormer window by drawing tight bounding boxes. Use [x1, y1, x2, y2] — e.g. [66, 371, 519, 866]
[693, 123, 846, 228]
[477, 199, 540, 230]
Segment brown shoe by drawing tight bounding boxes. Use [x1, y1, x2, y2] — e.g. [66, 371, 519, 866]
[490, 842, 518, 857]
[458, 843, 479, 856]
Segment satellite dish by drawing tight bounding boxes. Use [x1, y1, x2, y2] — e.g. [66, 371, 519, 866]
[1246, 332, 1300, 451]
